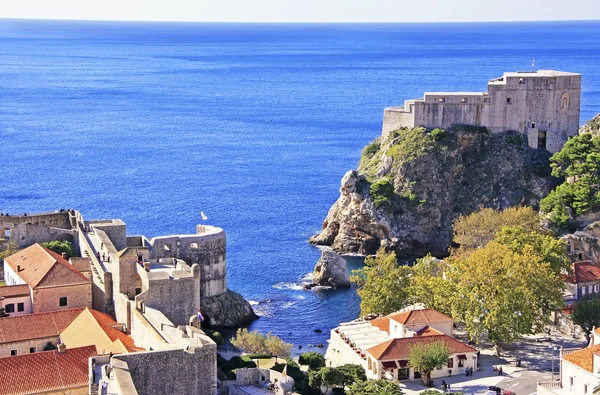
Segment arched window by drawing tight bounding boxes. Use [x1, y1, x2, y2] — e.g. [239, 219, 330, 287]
[562, 95, 569, 108]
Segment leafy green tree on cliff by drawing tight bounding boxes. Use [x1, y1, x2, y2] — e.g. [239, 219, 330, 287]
[230, 329, 292, 360]
[408, 341, 451, 386]
[572, 299, 600, 342]
[540, 133, 600, 227]
[351, 249, 411, 316]
[40, 240, 74, 258]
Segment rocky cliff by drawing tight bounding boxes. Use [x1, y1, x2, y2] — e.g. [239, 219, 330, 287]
[201, 289, 259, 328]
[310, 126, 558, 257]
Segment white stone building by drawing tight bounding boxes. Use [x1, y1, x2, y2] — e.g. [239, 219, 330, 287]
[325, 307, 477, 382]
[382, 70, 581, 153]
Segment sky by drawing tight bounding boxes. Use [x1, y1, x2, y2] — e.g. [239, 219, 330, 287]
[1, 0, 600, 23]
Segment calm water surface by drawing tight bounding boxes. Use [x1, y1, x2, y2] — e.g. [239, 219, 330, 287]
[1, 20, 599, 348]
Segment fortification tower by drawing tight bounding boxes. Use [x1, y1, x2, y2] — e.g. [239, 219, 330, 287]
[382, 70, 581, 153]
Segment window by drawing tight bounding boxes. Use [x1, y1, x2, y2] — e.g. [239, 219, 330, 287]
[164, 244, 171, 252]
[567, 243, 572, 252]
[563, 96, 569, 108]
[538, 131, 547, 150]
[483, 97, 490, 103]
[531, 123, 536, 128]
[461, 98, 468, 103]
[10, 350, 17, 356]
[458, 358, 464, 368]
[447, 358, 454, 368]
[439, 97, 446, 103]
[585, 384, 589, 393]
[589, 285, 594, 294]
[5, 304, 14, 313]
[29, 347, 36, 354]
[596, 285, 600, 293]
[507, 98, 512, 104]
[582, 287, 587, 296]
[17, 303, 24, 312]
[519, 78, 525, 84]
[59, 297, 68, 307]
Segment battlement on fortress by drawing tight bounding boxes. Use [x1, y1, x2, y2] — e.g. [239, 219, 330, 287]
[382, 70, 582, 153]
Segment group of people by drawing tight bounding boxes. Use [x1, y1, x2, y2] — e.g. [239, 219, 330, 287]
[96, 251, 111, 263]
[492, 366, 504, 375]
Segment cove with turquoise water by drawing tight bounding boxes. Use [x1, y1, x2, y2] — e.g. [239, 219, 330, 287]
[1, 19, 600, 349]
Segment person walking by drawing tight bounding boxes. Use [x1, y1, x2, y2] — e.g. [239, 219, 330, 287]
[441, 380, 448, 392]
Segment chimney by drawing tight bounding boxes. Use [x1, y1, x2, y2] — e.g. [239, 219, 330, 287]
[61, 252, 67, 260]
[144, 262, 151, 272]
[57, 343, 66, 354]
[16, 265, 21, 273]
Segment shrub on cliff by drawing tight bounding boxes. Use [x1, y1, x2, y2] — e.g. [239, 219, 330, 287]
[369, 179, 394, 209]
[540, 133, 600, 228]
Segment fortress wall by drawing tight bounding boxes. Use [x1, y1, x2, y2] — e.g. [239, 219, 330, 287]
[382, 106, 416, 140]
[150, 229, 228, 298]
[0, 212, 74, 248]
[89, 220, 127, 252]
[414, 102, 489, 130]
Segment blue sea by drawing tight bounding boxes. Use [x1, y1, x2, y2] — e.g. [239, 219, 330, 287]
[1, 19, 599, 349]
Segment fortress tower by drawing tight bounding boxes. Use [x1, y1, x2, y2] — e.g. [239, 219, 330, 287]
[382, 70, 581, 153]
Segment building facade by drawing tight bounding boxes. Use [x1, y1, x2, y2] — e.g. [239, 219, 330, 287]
[382, 70, 581, 153]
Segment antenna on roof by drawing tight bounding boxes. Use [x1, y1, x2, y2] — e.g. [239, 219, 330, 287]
[200, 211, 208, 221]
[532, 58, 535, 70]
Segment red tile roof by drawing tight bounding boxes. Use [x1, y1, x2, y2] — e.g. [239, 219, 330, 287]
[0, 308, 84, 343]
[369, 317, 390, 333]
[0, 345, 96, 394]
[563, 344, 600, 372]
[4, 244, 89, 289]
[415, 326, 444, 337]
[367, 335, 476, 361]
[87, 309, 140, 352]
[0, 284, 30, 298]
[568, 261, 600, 284]
[388, 309, 453, 326]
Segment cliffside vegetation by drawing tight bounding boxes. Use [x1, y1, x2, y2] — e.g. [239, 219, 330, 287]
[540, 133, 600, 229]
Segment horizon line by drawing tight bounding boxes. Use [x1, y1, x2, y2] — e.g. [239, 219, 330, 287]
[2, 16, 600, 24]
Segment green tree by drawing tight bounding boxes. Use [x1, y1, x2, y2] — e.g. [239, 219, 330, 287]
[452, 206, 539, 252]
[351, 249, 411, 316]
[408, 341, 451, 386]
[540, 133, 600, 227]
[369, 179, 394, 209]
[572, 299, 600, 342]
[0, 241, 20, 262]
[408, 255, 454, 315]
[230, 328, 266, 354]
[446, 242, 564, 355]
[264, 332, 293, 361]
[346, 379, 403, 395]
[298, 352, 326, 370]
[40, 240, 74, 258]
[337, 364, 367, 388]
[494, 226, 570, 275]
[308, 367, 344, 394]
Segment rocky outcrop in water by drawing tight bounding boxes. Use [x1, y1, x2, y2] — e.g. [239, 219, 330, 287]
[201, 289, 259, 327]
[311, 249, 351, 288]
[310, 126, 558, 257]
[580, 113, 600, 137]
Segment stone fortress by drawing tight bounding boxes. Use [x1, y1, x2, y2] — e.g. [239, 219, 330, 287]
[382, 70, 581, 153]
[0, 210, 256, 328]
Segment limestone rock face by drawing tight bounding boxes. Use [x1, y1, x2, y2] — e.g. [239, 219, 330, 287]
[579, 113, 600, 136]
[201, 289, 259, 328]
[310, 127, 558, 257]
[312, 249, 351, 288]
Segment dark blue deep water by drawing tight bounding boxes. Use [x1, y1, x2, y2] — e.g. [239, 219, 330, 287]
[1, 20, 600, 348]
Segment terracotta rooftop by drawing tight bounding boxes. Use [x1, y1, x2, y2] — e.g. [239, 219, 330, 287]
[0, 345, 96, 394]
[61, 308, 140, 353]
[563, 343, 600, 372]
[0, 284, 30, 298]
[4, 244, 89, 289]
[388, 309, 454, 326]
[415, 326, 444, 337]
[369, 317, 390, 333]
[0, 308, 84, 343]
[367, 335, 476, 361]
[568, 261, 600, 284]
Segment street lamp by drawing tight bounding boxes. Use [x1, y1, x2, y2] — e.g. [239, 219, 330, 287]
[551, 345, 559, 381]
[514, 311, 522, 367]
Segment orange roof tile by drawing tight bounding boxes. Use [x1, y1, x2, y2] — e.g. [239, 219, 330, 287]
[0, 308, 84, 343]
[60, 308, 140, 353]
[367, 335, 476, 361]
[563, 344, 600, 372]
[0, 284, 30, 298]
[5, 244, 89, 289]
[0, 345, 96, 394]
[370, 317, 390, 334]
[415, 326, 444, 337]
[568, 261, 600, 284]
[388, 309, 453, 326]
